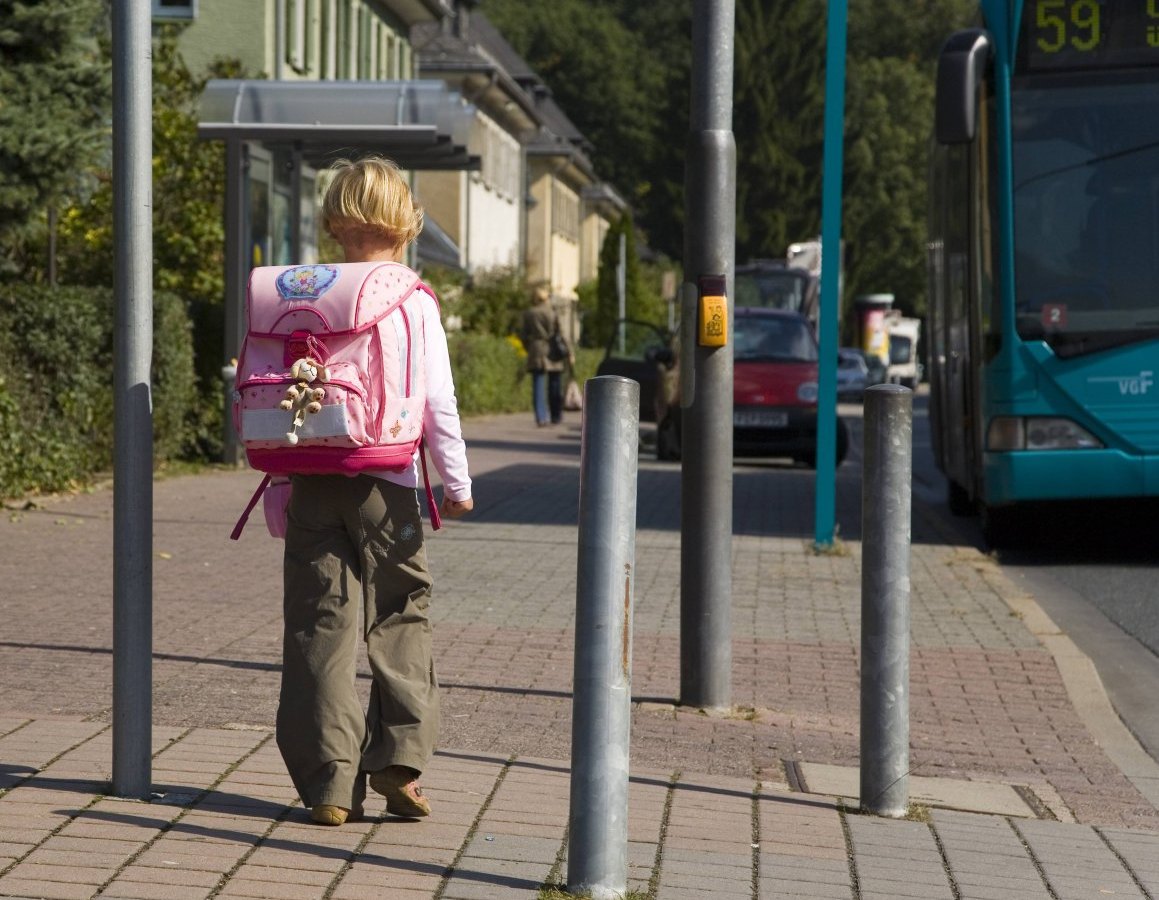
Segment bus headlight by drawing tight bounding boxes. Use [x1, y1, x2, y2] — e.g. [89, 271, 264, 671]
[987, 416, 1103, 450]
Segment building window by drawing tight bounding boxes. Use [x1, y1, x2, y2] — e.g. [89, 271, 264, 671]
[552, 183, 580, 242]
[153, 0, 195, 18]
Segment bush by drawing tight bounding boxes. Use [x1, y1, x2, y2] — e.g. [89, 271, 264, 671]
[444, 331, 604, 418]
[447, 332, 527, 416]
[0, 284, 197, 500]
[447, 265, 527, 337]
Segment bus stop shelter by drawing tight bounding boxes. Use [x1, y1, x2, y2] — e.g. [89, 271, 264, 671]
[198, 78, 478, 462]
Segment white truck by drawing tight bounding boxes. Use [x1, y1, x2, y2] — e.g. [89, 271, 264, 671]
[884, 312, 922, 388]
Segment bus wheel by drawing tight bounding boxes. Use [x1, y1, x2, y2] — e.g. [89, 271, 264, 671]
[980, 503, 1019, 550]
[948, 481, 973, 517]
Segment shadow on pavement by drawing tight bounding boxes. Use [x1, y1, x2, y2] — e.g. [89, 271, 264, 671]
[470, 463, 869, 540]
[64, 806, 541, 891]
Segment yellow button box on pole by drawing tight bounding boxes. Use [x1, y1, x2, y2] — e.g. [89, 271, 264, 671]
[698, 275, 727, 347]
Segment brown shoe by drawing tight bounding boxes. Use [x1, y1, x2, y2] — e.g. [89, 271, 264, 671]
[369, 766, 431, 818]
[310, 804, 363, 826]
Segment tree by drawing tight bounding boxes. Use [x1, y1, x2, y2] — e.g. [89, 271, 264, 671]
[483, 0, 983, 319]
[581, 215, 664, 348]
[733, 0, 827, 263]
[840, 0, 978, 322]
[841, 56, 934, 321]
[848, 0, 978, 63]
[0, 0, 110, 276]
[482, 0, 686, 257]
[55, 28, 248, 457]
[56, 29, 243, 301]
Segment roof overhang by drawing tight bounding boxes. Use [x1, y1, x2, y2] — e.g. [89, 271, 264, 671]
[582, 182, 628, 216]
[198, 79, 480, 171]
[527, 144, 596, 187]
[390, 0, 453, 26]
[417, 63, 540, 133]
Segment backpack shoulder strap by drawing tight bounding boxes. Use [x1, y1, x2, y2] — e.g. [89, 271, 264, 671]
[230, 474, 272, 541]
[419, 439, 442, 532]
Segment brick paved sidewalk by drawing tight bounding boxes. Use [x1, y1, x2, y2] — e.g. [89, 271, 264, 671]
[3, 718, 1159, 899]
[3, 406, 1159, 898]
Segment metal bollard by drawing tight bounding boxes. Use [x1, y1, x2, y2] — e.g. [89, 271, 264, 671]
[860, 383, 912, 818]
[568, 376, 640, 900]
[222, 363, 243, 466]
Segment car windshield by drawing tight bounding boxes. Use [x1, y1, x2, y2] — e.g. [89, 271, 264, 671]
[735, 315, 817, 363]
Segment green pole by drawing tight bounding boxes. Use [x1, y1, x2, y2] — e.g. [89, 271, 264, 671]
[814, 0, 847, 549]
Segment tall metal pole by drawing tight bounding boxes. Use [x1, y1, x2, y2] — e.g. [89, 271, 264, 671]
[814, 0, 848, 548]
[568, 376, 640, 900]
[222, 138, 246, 465]
[859, 384, 912, 818]
[680, 0, 735, 710]
[112, 0, 153, 799]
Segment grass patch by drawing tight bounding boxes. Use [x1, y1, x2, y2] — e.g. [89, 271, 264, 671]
[810, 536, 850, 556]
[539, 887, 649, 900]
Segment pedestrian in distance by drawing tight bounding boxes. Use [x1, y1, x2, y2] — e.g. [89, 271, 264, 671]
[277, 156, 473, 827]
[521, 282, 573, 426]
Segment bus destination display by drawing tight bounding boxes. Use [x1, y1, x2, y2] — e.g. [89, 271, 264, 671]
[1021, 0, 1159, 71]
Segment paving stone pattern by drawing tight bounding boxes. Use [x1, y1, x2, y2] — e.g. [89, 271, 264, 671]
[2, 409, 1159, 898]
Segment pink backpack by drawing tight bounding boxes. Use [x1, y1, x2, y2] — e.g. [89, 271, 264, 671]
[229, 261, 441, 539]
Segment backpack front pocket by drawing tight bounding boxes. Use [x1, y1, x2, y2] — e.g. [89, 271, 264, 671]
[238, 361, 373, 449]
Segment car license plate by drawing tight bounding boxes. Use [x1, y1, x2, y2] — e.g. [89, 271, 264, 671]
[733, 409, 788, 428]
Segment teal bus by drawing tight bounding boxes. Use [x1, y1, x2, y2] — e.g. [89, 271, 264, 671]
[928, 0, 1159, 545]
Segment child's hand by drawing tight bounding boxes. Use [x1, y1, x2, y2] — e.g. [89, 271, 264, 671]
[440, 496, 474, 519]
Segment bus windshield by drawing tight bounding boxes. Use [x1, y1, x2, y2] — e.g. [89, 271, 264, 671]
[1012, 77, 1159, 352]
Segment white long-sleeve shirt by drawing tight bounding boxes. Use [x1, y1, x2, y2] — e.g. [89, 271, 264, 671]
[375, 286, 472, 502]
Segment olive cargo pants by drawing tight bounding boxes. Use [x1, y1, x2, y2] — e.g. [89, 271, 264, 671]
[277, 474, 439, 811]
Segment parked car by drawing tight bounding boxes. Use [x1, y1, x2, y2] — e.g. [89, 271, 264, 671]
[591, 320, 677, 425]
[836, 347, 870, 401]
[596, 310, 848, 467]
[860, 349, 889, 388]
[731, 308, 848, 465]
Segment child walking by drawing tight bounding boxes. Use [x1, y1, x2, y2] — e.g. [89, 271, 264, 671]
[276, 156, 473, 826]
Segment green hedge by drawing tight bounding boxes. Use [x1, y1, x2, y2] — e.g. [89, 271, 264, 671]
[447, 332, 527, 416]
[0, 285, 197, 500]
[0, 287, 604, 500]
[446, 332, 603, 417]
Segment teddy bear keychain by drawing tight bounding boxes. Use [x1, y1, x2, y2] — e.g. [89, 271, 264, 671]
[281, 356, 330, 445]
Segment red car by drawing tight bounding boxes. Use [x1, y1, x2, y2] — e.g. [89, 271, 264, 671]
[731, 307, 848, 466]
[596, 309, 848, 466]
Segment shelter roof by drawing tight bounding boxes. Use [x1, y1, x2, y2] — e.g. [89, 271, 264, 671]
[198, 79, 479, 171]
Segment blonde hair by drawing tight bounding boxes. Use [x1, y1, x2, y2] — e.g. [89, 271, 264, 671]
[321, 156, 424, 250]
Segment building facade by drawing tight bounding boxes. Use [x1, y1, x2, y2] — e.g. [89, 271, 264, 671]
[161, 0, 433, 83]
[171, 0, 624, 360]
[413, 3, 625, 343]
